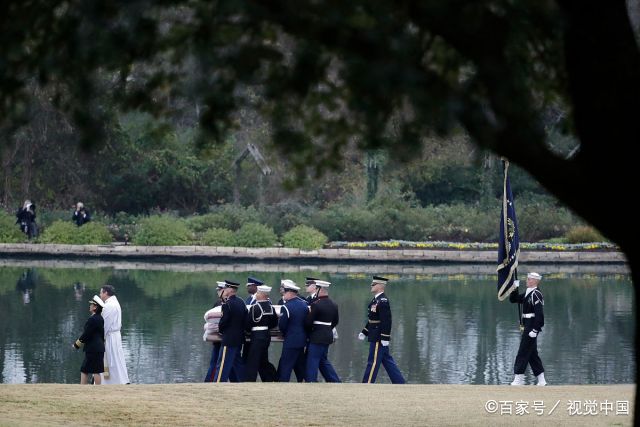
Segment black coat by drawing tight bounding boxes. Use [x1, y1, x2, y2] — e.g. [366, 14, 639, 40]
[361, 292, 392, 342]
[218, 295, 248, 347]
[78, 314, 105, 353]
[15, 207, 36, 226]
[305, 295, 339, 345]
[510, 287, 545, 331]
[245, 300, 278, 341]
[72, 209, 91, 226]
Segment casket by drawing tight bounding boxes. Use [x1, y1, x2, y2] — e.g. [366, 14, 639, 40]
[203, 305, 284, 343]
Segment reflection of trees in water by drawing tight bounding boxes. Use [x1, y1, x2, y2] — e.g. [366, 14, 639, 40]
[0, 268, 635, 384]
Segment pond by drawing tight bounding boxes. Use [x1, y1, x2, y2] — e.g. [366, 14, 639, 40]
[0, 262, 634, 385]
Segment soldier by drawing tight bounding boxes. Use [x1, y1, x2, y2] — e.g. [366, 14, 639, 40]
[204, 281, 226, 382]
[277, 279, 308, 382]
[509, 272, 546, 386]
[245, 277, 261, 305]
[244, 284, 278, 382]
[304, 277, 319, 304]
[359, 276, 406, 384]
[215, 280, 247, 382]
[304, 279, 340, 383]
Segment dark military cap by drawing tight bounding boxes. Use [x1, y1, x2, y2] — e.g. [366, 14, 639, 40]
[224, 280, 240, 289]
[372, 276, 389, 285]
[247, 277, 263, 286]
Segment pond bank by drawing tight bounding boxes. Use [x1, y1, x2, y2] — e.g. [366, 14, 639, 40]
[0, 243, 627, 265]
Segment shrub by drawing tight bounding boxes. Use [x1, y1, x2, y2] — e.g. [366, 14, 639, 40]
[201, 228, 235, 246]
[133, 216, 193, 245]
[39, 220, 113, 244]
[260, 201, 309, 236]
[565, 226, 606, 243]
[283, 225, 328, 250]
[39, 221, 78, 244]
[186, 213, 227, 233]
[233, 222, 277, 247]
[0, 211, 25, 243]
[108, 211, 140, 242]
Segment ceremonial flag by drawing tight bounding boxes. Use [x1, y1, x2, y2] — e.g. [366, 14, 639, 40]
[497, 160, 519, 301]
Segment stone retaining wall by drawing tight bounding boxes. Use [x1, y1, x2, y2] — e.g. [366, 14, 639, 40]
[0, 243, 628, 264]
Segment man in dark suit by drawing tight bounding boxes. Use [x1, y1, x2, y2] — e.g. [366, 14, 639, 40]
[215, 280, 247, 382]
[277, 280, 309, 382]
[73, 295, 105, 385]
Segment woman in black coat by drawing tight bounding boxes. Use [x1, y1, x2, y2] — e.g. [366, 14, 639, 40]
[73, 295, 105, 384]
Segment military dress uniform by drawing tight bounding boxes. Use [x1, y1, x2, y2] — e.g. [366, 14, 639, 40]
[360, 281, 405, 384]
[304, 280, 341, 383]
[277, 280, 309, 382]
[509, 275, 545, 385]
[205, 282, 226, 382]
[215, 281, 247, 382]
[244, 288, 278, 382]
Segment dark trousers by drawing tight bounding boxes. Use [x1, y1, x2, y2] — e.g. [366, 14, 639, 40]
[305, 343, 340, 383]
[277, 347, 306, 382]
[215, 345, 244, 382]
[362, 341, 406, 384]
[513, 331, 544, 376]
[204, 342, 221, 382]
[244, 338, 276, 382]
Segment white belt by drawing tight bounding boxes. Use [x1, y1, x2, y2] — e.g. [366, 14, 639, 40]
[313, 321, 332, 326]
[252, 326, 268, 331]
[522, 313, 535, 319]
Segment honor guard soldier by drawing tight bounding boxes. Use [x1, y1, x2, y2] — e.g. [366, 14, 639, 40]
[277, 280, 309, 382]
[510, 272, 546, 386]
[359, 276, 406, 384]
[304, 279, 341, 382]
[204, 281, 226, 382]
[304, 277, 320, 304]
[245, 277, 262, 305]
[244, 284, 278, 382]
[215, 280, 247, 382]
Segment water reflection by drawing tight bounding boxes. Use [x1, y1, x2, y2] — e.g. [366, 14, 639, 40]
[0, 265, 634, 385]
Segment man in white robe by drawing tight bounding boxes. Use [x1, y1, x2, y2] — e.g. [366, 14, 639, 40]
[100, 285, 130, 384]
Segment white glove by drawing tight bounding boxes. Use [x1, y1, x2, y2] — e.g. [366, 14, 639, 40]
[528, 330, 538, 338]
[381, 340, 390, 347]
[513, 280, 520, 287]
[358, 332, 366, 341]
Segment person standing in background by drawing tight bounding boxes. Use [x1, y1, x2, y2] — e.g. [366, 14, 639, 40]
[72, 202, 91, 226]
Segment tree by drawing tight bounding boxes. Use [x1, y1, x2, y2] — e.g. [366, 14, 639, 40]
[2, 0, 640, 410]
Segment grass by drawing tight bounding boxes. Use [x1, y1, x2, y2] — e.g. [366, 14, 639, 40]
[0, 383, 634, 426]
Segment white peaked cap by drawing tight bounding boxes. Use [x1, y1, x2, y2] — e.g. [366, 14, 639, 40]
[90, 295, 105, 308]
[257, 285, 272, 293]
[527, 272, 542, 280]
[313, 280, 331, 288]
[281, 279, 300, 291]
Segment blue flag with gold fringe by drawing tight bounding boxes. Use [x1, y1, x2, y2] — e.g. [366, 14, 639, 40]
[497, 160, 519, 301]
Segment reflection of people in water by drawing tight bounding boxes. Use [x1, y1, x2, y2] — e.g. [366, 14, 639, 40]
[16, 269, 37, 304]
[74, 282, 86, 301]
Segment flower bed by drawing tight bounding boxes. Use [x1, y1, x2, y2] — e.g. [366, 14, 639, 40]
[327, 240, 618, 251]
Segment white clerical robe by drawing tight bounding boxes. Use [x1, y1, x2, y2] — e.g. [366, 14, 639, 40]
[101, 295, 130, 384]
